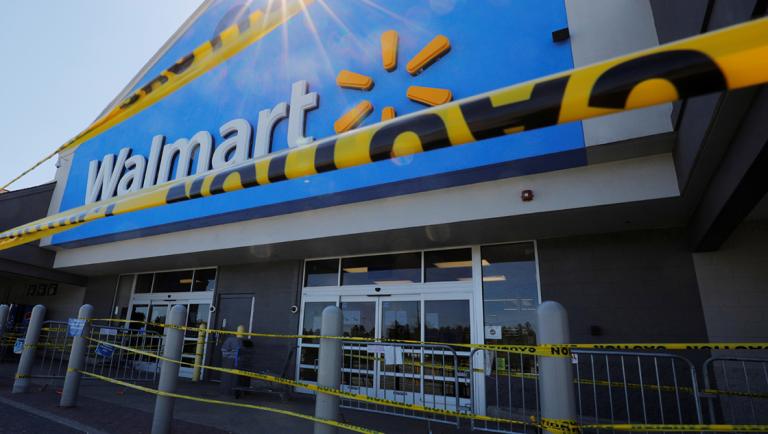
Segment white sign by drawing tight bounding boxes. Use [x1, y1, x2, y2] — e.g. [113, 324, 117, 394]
[67, 318, 86, 337]
[85, 81, 318, 204]
[484, 325, 502, 340]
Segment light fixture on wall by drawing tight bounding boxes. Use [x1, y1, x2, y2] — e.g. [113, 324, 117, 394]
[521, 189, 534, 202]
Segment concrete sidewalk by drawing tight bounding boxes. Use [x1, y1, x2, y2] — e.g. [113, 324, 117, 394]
[0, 363, 471, 433]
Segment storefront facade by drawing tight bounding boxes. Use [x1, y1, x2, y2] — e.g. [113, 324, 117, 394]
[33, 0, 768, 391]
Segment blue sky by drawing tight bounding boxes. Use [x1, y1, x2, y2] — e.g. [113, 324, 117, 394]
[0, 1, 203, 191]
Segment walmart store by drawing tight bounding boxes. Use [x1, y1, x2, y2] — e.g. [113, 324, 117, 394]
[4, 0, 766, 392]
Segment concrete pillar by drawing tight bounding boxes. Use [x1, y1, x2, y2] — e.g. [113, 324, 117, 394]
[60, 304, 94, 407]
[13, 304, 46, 394]
[151, 304, 187, 434]
[313, 305, 343, 434]
[537, 301, 576, 433]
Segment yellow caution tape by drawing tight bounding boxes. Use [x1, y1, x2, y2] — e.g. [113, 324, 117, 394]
[75, 369, 381, 434]
[82, 336, 768, 434]
[91, 318, 565, 357]
[0, 0, 313, 191]
[2, 17, 768, 250]
[582, 424, 768, 432]
[89, 317, 768, 359]
[84, 336, 543, 431]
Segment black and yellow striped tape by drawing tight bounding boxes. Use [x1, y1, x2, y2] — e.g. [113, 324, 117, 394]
[1, 17, 768, 251]
[81, 336, 768, 434]
[75, 369, 381, 434]
[0, 0, 314, 191]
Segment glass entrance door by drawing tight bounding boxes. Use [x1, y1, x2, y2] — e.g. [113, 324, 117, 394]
[298, 292, 473, 411]
[128, 298, 212, 378]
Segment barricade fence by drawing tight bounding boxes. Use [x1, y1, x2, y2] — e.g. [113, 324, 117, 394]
[71, 317, 768, 433]
[6, 313, 768, 433]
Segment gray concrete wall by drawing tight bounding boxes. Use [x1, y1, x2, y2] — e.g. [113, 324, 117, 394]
[82, 275, 119, 319]
[565, 0, 673, 148]
[538, 228, 709, 344]
[217, 260, 302, 373]
[693, 220, 768, 345]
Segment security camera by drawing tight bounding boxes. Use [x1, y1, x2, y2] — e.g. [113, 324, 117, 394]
[209, 305, 216, 313]
[289, 305, 299, 314]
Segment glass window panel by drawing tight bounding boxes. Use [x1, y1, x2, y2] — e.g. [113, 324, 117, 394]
[192, 269, 216, 291]
[425, 300, 471, 344]
[481, 242, 538, 346]
[153, 270, 194, 292]
[424, 248, 472, 282]
[130, 305, 148, 329]
[147, 304, 167, 334]
[185, 303, 210, 338]
[113, 275, 134, 317]
[341, 253, 421, 285]
[381, 300, 420, 341]
[301, 302, 335, 344]
[341, 301, 375, 338]
[135, 274, 153, 293]
[304, 259, 339, 287]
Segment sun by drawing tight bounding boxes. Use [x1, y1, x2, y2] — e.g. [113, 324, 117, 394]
[333, 30, 453, 134]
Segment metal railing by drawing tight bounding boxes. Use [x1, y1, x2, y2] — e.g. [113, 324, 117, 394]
[31, 321, 72, 380]
[338, 341, 471, 427]
[573, 350, 703, 431]
[703, 357, 768, 424]
[469, 349, 540, 433]
[84, 322, 163, 383]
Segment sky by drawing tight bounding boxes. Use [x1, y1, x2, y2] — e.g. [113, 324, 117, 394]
[0, 1, 203, 191]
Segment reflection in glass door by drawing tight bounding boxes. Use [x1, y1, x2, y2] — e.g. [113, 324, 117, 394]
[298, 294, 472, 411]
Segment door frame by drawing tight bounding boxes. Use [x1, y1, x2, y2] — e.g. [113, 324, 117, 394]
[296, 284, 475, 411]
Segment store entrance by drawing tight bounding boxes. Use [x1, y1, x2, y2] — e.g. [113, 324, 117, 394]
[298, 290, 473, 411]
[128, 295, 212, 378]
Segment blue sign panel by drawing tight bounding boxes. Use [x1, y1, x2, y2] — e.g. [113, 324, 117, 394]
[54, 0, 585, 247]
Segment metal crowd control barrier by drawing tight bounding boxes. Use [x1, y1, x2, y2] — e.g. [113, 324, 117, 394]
[0, 325, 27, 362]
[31, 320, 72, 380]
[338, 341, 470, 427]
[16, 320, 163, 385]
[469, 349, 540, 433]
[84, 322, 163, 384]
[572, 350, 703, 431]
[703, 357, 768, 424]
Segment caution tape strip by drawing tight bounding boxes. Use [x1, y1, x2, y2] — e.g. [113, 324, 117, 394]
[0, 0, 313, 191]
[81, 337, 768, 433]
[89, 317, 768, 358]
[74, 369, 381, 434]
[3, 17, 768, 250]
[84, 337, 545, 431]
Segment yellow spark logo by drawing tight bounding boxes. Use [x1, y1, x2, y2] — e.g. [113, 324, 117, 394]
[333, 31, 453, 134]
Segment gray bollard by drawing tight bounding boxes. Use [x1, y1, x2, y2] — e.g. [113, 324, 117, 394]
[537, 301, 576, 433]
[13, 304, 46, 394]
[151, 304, 187, 434]
[314, 305, 343, 434]
[60, 304, 94, 407]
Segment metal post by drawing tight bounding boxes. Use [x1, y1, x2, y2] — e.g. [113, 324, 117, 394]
[151, 304, 187, 434]
[314, 305, 343, 434]
[191, 322, 206, 382]
[0, 304, 8, 359]
[0, 304, 8, 341]
[13, 304, 46, 394]
[537, 301, 576, 433]
[60, 304, 94, 407]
